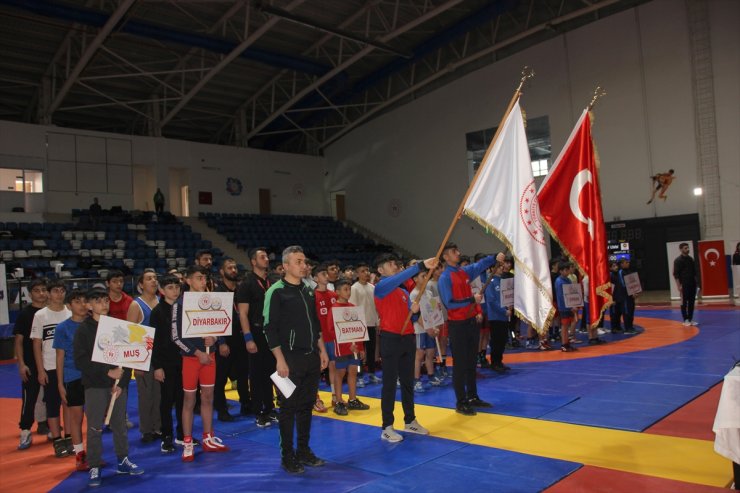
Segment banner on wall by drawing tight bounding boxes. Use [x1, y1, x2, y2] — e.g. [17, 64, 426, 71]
[0, 263, 9, 325]
[698, 240, 728, 298]
[666, 241, 694, 300]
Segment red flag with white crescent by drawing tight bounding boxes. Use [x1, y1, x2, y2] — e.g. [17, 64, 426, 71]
[697, 240, 728, 297]
[537, 110, 612, 328]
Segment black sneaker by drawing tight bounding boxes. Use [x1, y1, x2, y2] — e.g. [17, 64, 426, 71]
[217, 410, 235, 422]
[53, 437, 70, 458]
[268, 410, 279, 423]
[37, 421, 49, 436]
[346, 398, 370, 410]
[468, 397, 492, 408]
[455, 403, 477, 416]
[141, 432, 155, 443]
[491, 364, 506, 374]
[160, 437, 175, 453]
[255, 413, 272, 428]
[296, 448, 326, 467]
[333, 402, 349, 416]
[281, 453, 305, 474]
[624, 329, 637, 335]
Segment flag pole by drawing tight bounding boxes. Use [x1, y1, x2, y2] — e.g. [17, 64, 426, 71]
[400, 67, 535, 334]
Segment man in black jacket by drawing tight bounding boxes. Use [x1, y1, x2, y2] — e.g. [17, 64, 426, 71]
[673, 243, 699, 326]
[73, 288, 143, 487]
[264, 245, 329, 474]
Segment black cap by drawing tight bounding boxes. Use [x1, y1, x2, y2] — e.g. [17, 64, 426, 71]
[374, 253, 400, 268]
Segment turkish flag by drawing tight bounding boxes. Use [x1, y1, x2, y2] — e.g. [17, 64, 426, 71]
[538, 110, 612, 327]
[698, 240, 728, 297]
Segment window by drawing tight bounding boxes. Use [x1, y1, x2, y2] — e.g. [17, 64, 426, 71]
[0, 168, 43, 193]
[466, 115, 551, 181]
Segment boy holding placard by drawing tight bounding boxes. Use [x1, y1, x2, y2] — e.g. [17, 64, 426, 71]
[171, 265, 230, 462]
[73, 288, 143, 487]
[555, 262, 578, 353]
[53, 288, 90, 471]
[329, 279, 370, 415]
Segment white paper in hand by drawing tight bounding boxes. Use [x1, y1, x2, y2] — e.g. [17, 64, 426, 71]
[270, 371, 296, 399]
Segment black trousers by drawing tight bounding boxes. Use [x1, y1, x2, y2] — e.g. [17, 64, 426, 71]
[448, 317, 480, 404]
[249, 337, 276, 415]
[681, 282, 697, 321]
[19, 372, 40, 430]
[489, 320, 509, 366]
[379, 331, 416, 429]
[279, 351, 320, 457]
[365, 326, 378, 373]
[611, 297, 635, 330]
[214, 337, 250, 413]
[159, 363, 184, 440]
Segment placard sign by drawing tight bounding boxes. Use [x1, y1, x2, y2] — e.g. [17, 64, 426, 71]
[623, 272, 642, 296]
[420, 295, 445, 330]
[563, 283, 583, 308]
[183, 291, 233, 338]
[332, 306, 368, 343]
[500, 277, 514, 307]
[91, 315, 155, 371]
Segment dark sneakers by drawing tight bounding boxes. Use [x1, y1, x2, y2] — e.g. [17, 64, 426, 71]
[346, 398, 370, 410]
[455, 402, 477, 416]
[296, 448, 326, 467]
[255, 413, 272, 428]
[160, 436, 175, 453]
[468, 397, 492, 408]
[281, 453, 305, 474]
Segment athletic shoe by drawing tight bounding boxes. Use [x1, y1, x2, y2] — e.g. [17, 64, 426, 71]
[37, 421, 49, 436]
[381, 426, 404, 442]
[175, 437, 200, 447]
[313, 396, 328, 413]
[160, 437, 175, 453]
[682, 319, 691, 326]
[296, 448, 326, 467]
[202, 433, 230, 452]
[53, 437, 70, 458]
[413, 380, 425, 393]
[268, 410, 279, 423]
[491, 364, 506, 374]
[468, 397, 492, 408]
[333, 402, 349, 416]
[396, 378, 401, 388]
[597, 328, 607, 336]
[561, 344, 577, 352]
[624, 329, 637, 335]
[141, 432, 156, 443]
[569, 338, 583, 345]
[690, 320, 699, 326]
[182, 441, 195, 462]
[116, 456, 144, 475]
[588, 338, 606, 345]
[368, 374, 382, 384]
[404, 420, 429, 435]
[76, 451, 89, 471]
[281, 453, 305, 474]
[356, 377, 366, 388]
[347, 398, 370, 410]
[18, 430, 32, 450]
[455, 403, 477, 416]
[88, 467, 101, 487]
[65, 437, 74, 455]
[611, 328, 623, 334]
[255, 413, 272, 428]
[539, 342, 552, 351]
[429, 376, 443, 386]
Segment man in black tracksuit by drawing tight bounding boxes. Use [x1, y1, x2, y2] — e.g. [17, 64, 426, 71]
[673, 242, 699, 325]
[263, 245, 329, 474]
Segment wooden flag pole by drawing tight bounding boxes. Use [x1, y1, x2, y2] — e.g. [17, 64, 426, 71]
[400, 68, 535, 334]
[104, 370, 122, 426]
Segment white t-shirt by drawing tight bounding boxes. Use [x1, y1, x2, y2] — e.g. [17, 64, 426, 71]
[30, 306, 72, 371]
[428, 280, 448, 321]
[349, 281, 379, 326]
[410, 287, 434, 334]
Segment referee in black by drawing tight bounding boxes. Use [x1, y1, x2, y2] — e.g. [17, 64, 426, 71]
[263, 245, 329, 474]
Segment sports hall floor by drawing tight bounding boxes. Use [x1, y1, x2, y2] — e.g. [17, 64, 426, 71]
[1, 304, 737, 492]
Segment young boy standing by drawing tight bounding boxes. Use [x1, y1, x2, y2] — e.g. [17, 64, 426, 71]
[410, 270, 442, 392]
[171, 265, 230, 462]
[31, 279, 71, 457]
[14, 277, 48, 450]
[313, 263, 337, 409]
[149, 275, 185, 453]
[73, 288, 143, 487]
[53, 288, 89, 471]
[349, 262, 381, 385]
[555, 262, 578, 353]
[328, 279, 370, 415]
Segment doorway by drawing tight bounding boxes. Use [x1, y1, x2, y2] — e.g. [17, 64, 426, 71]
[330, 191, 346, 221]
[259, 188, 271, 215]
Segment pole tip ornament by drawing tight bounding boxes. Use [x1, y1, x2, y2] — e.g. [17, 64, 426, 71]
[588, 86, 607, 110]
[516, 66, 536, 93]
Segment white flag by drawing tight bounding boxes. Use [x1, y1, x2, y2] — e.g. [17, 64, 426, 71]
[463, 99, 554, 333]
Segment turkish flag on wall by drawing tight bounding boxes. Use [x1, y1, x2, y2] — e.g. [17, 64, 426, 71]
[698, 240, 728, 297]
[538, 109, 612, 327]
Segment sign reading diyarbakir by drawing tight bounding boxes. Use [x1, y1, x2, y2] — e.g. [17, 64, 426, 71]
[183, 291, 233, 338]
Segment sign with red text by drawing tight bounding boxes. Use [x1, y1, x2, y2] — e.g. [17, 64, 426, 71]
[623, 272, 642, 296]
[500, 277, 514, 307]
[563, 283, 584, 308]
[183, 291, 233, 338]
[92, 315, 154, 371]
[332, 306, 369, 343]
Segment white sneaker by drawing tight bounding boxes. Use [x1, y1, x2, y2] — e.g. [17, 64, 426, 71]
[413, 381, 425, 393]
[404, 420, 429, 435]
[682, 319, 691, 326]
[597, 328, 607, 336]
[380, 426, 403, 443]
[690, 320, 699, 326]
